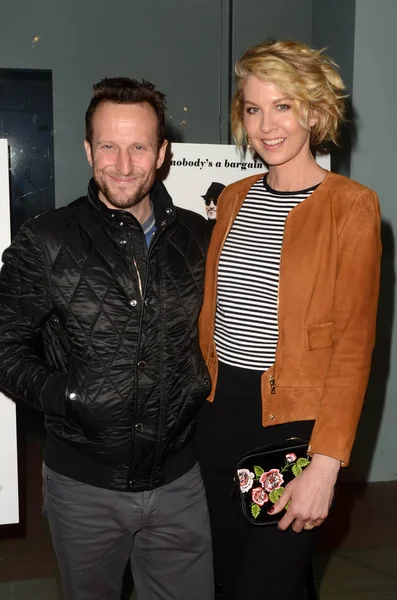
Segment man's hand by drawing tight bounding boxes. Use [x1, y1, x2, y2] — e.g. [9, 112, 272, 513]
[269, 454, 340, 533]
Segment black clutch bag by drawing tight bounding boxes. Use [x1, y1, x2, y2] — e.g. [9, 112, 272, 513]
[235, 438, 311, 526]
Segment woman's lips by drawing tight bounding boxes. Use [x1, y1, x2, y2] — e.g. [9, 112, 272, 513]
[261, 137, 286, 150]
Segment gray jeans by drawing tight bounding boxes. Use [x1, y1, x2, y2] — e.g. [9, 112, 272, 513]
[42, 463, 214, 600]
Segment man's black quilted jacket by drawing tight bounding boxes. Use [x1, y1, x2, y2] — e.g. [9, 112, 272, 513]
[0, 179, 211, 491]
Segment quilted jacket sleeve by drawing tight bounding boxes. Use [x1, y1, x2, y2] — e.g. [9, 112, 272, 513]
[308, 190, 381, 464]
[0, 224, 66, 414]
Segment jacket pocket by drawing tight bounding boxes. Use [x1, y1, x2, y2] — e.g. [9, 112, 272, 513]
[305, 321, 333, 350]
[41, 371, 67, 416]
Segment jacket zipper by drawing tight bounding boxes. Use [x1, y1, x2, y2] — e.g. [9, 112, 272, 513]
[269, 373, 276, 394]
[129, 218, 172, 487]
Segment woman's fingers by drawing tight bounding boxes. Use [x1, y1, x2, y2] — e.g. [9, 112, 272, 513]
[269, 463, 336, 532]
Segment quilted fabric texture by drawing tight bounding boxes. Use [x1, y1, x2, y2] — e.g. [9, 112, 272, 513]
[0, 179, 211, 491]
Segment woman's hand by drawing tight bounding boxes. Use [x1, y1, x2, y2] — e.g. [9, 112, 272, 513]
[270, 454, 340, 533]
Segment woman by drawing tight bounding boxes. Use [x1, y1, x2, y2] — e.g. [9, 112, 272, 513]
[196, 40, 381, 599]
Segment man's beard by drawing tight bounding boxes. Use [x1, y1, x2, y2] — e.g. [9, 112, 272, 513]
[94, 170, 156, 211]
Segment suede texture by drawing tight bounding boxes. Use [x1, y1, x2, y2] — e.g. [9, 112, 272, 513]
[199, 171, 381, 465]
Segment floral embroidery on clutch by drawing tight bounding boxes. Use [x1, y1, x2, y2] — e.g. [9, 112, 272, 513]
[237, 452, 310, 519]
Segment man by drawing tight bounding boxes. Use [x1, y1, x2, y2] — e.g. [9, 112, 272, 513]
[201, 181, 225, 221]
[0, 78, 214, 600]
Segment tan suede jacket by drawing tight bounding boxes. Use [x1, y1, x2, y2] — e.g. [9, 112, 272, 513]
[199, 171, 381, 465]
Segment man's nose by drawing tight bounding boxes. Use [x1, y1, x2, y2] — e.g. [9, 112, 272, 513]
[116, 150, 133, 175]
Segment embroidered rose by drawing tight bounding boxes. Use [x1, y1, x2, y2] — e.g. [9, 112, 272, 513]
[285, 453, 297, 463]
[259, 469, 284, 492]
[237, 469, 255, 493]
[251, 487, 269, 506]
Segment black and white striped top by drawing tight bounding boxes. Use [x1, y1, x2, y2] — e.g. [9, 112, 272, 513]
[214, 175, 317, 371]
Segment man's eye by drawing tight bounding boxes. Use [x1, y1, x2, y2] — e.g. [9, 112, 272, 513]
[103, 144, 113, 149]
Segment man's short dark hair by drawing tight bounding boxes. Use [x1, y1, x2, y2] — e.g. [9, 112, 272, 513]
[85, 77, 167, 148]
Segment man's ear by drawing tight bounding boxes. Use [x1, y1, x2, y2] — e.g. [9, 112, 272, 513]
[84, 140, 93, 167]
[156, 139, 168, 170]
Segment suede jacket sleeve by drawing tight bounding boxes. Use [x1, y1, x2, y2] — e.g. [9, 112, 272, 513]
[308, 190, 382, 464]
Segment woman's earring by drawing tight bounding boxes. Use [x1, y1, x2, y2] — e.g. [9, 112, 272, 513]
[246, 137, 253, 150]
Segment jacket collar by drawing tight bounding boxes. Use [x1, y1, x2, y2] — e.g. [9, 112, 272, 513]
[230, 170, 340, 208]
[86, 178, 176, 229]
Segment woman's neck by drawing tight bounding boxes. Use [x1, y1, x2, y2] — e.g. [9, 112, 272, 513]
[266, 156, 327, 192]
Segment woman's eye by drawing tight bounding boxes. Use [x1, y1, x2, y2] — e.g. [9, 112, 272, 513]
[276, 104, 291, 111]
[246, 107, 259, 114]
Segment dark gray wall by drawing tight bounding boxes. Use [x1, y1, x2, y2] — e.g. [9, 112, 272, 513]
[349, 0, 397, 482]
[232, 0, 312, 60]
[312, 0, 356, 92]
[312, 0, 356, 176]
[0, 0, 224, 207]
[0, 0, 315, 199]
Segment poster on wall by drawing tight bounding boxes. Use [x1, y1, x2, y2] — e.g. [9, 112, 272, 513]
[162, 143, 330, 219]
[0, 138, 19, 526]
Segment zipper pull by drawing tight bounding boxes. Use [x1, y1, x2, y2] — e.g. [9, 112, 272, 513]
[269, 374, 276, 394]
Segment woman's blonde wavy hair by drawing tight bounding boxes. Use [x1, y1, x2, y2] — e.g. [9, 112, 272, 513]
[231, 40, 347, 148]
